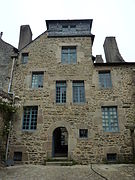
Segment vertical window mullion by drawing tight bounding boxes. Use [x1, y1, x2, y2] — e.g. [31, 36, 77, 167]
[60, 87, 62, 103]
[78, 86, 80, 103]
[29, 108, 32, 130]
[68, 48, 70, 64]
[104, 74, 107, 88]
[108, 108, 111, 131]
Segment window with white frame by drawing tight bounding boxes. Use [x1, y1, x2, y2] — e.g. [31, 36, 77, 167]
[102, 107, 119, 132]
[61, 46, 77, 64]
[56, 81, 66, 103]
[99, 71, 112, 88]
[73, 81, 85, 103]
[31, 72, 44, 88]
[22, 106, 38, 130]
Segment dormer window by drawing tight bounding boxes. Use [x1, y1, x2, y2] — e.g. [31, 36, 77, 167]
[70, 25, 76, 29]
[62, 25, 76, 31]
[62, 25, 68, 29]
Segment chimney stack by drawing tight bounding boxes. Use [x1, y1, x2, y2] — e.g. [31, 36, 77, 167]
[95, 55, 104, 63]
[18, 25, 32, 50]
[103, 37, 125, 63]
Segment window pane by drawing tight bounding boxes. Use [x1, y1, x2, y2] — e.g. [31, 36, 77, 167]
[14, 152, 22, 161]
[79, 129, 88, 138]
[70, 25, 76, 29]
[56, 81, 66, 103]
[32, 72, 44, 88]
[61, 47, 76, 64]
[99, 71, 112, 88]
[73, 81, 85, 103]
[102, 107, 119, 132]
[22, 53, 28, 64]
[22, 106, 38, 130]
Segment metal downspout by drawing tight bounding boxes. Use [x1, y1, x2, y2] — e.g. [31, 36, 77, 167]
[5, 57, 16, 163]
[8, 57, 15, 94]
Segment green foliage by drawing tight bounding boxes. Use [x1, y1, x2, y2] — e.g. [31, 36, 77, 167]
[0, 99, 16, 136]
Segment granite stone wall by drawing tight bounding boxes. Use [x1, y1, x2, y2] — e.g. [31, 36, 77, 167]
[9, 32, 135, 164]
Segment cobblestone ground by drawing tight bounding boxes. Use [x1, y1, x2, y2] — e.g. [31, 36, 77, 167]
[0, 164, 135, 180]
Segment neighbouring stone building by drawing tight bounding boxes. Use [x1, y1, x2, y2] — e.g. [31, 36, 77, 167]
[0, 35, 18, 163]
[0, 19, 135, 165]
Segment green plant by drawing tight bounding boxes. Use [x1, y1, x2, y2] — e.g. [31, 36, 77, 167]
[0, 99, 16, 136]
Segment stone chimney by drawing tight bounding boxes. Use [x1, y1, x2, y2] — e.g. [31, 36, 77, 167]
[18, 25, 32, 50]
[103, 37, 125, 63]
[95, 55, 104, 63]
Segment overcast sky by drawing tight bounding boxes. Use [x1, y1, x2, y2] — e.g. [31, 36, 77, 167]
[0, 0, 135, 62]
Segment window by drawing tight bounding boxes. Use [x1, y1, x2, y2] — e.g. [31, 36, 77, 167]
[56, 81, 66, 103]
[22, 106, 38, 130]
[79, 129, 88, 138]
[13, 152, 22, 161]
[70, 25, 76, 29]
[22, 53, 28, 64]
[107, 153, 117, 162]
[99, 71, 112, 88]
[102, 107, 119, 132]
[62, 25, 68, 30]
[31, 72, 44, 88]
[73, 81, 85, 103]
[61, 46, 77, 64]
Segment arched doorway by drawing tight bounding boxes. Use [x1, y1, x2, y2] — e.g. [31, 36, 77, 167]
[52, 127, 68, 157]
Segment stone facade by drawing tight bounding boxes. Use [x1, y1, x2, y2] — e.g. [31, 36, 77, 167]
[4, 19, 135, 164]
[0, 37, 18, 92]
[0, 37, 17, 164]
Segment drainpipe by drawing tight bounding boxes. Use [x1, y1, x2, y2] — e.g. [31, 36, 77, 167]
[8, 57, 16, 94]
[5, 121, 11, 162]
[5, 56, 17, 163]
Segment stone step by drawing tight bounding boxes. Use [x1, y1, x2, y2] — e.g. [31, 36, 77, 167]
[46, 160, 73, 166]
[51, 157, 68, 161]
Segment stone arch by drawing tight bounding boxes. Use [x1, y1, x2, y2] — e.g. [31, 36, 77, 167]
[52, 127, 68, 157]
[47, 121, 76, 159]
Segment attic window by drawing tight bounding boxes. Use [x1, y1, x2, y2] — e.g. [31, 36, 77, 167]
[62, 25, 68, 30]
[70, 25, 76, 28]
